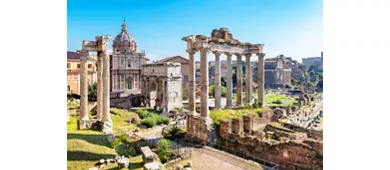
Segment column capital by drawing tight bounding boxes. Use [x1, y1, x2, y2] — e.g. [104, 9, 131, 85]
[186, 49, 198, 54]
[244, 53, 252, 58]
[234, 53, 242, 57]
[212, 51, 222, 57]
[257, 53, 266, 58]
[77, 50, 89, 57]
[225, 52, 233, 57]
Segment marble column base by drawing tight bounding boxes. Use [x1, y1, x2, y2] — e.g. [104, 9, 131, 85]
[101, 121, 113, 134]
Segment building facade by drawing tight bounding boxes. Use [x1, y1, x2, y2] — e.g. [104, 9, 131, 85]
[111, 21, 148, 94]
[67, 51, 97, 94]
[302, 52, 323, 71]
[141, 62, 182, 112]
[263, 55, 292, 88]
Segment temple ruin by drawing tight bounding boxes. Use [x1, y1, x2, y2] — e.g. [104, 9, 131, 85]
[182, 28, 265, 141]
[77, 35, 113, 134]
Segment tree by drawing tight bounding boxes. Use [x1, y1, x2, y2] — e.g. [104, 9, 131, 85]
[157, 139, 172, 163]
[221, 77, 227, 87]
[88, 82, 97, 101]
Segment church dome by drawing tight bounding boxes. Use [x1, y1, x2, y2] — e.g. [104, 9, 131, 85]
[112, 20, 137, 53]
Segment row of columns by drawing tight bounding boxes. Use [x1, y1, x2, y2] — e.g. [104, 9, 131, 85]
[187, 50, 265, 116]
[77, 49, 112, 133]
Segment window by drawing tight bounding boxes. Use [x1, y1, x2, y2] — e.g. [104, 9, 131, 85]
[88, 64, 92, 69]
[128, 60, 131, 67]
[77, 64, 80, 68]
[67, 85, 70, 92]
[184, 75, 189, 82]
[67, 63, 70, 68]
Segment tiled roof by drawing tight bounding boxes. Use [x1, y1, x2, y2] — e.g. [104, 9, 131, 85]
[67, 51, 80, 60]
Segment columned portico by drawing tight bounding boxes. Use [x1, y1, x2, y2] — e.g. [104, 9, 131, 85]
[182, 28, 264, 142]
[235, 53, 243, 106]
[245, 53, 252, 104]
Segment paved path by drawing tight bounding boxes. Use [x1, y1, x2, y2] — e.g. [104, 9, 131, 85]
[189, 147, 265, 170]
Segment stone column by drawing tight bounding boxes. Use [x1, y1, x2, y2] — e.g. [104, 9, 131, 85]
[102, 50, 112, 134]
[245, 53, 252, 104]
[96, 52, 104, 120]
[162, 79, 167, 113]
[257, 53, 265, 106]
[187, 50, 196, 115]
[235, 53, 243, 106]
[213, 51, 221, 110]
[199, 47, 209, 118]
[226, 52, 233, 109]
[78, 50, 89, 123]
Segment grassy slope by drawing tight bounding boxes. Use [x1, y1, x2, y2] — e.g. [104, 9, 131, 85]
[264, 95, 296, 107]
[67, 108, 141, 170]
[210, 107, 268, 125]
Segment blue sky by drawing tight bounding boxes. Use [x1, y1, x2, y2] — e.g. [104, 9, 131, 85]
[68, 0, 322, 62]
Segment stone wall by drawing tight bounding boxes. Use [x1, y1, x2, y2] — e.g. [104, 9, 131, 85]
[218, 116, 323, 170]
[187, 115, 212, 141]
[282, 123, 323, 141]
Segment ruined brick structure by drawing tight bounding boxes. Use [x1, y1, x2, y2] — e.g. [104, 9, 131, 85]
[218, 116, 323, 170]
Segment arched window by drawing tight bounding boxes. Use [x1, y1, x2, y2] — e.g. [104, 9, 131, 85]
[67, 85, 70, 92]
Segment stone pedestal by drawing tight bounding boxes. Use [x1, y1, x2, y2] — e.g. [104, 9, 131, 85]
[243, 115, 253, 134]
[232, 118, 241, 135]
[219, 120, 230, 139]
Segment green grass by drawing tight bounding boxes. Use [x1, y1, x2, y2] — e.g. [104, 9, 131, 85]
[264, 95, 296, 107]
[67, 108, 140, 170]
[210, 106, 268, 125]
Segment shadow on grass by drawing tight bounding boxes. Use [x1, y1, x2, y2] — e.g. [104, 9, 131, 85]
[67, 133, 111, 147]
[67, 151, 116, 161]
[129, 161, 144, 169]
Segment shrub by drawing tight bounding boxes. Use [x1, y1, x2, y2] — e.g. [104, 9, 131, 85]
[157, 139, 172, 163]
[111, 138, 122, 148]
[165, 125, 187, 139]
[141, 114, 170, 128]
[135, 109, 151, 119]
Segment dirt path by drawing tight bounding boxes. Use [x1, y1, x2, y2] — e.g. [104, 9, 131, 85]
[189, 147, 265, 170]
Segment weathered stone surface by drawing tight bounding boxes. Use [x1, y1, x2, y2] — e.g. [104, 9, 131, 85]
[117, 157, 129, 169]
[232, 118, 241, 135]
[243, 115, 253, 134]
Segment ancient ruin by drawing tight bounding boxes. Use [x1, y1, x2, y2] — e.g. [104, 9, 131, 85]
[77, 35, 113, 134]
[141, 62, 183, 112]
[182, 28, 265, 141]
